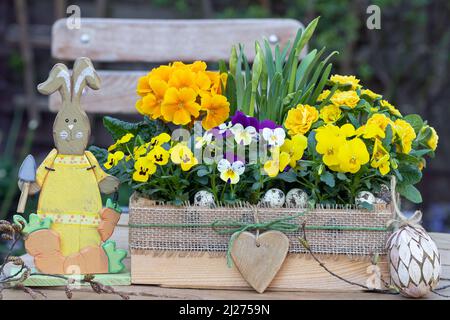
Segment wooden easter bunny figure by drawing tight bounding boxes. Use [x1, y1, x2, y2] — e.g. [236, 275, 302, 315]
[16, 57, 126, 274]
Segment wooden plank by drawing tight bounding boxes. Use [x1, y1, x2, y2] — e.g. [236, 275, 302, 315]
[51, 18, 302, 62]
[49, 70, 145, 113]
[131, 250, 390, 292]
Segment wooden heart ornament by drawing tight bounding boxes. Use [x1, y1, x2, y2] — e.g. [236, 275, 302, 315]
[230, 230, 290, 293]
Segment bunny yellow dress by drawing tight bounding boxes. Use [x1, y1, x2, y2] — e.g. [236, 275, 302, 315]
[36, 149, 108, 256]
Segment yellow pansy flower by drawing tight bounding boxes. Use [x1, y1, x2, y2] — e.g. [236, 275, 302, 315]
[284, 104, 319, 135]
[380, 100, 402, 117]
[132, 156, 157, 182]
[319, 104, 342, 124]
[263, 148, 291, 178]
[108, 133, 135, 152]
[170, 143, 198, 171]
[393, 119, 416, 154]
[370, 139, 390, 175]
[357, 113, 392, 140]
[280, 134, 308, 167]
[148, 146, 170, 166]
[330, 75, 361, 90]
[315, 125, 345, 168]
[150, 133, 171, 148]
[337, 138, 369, 173]
[161, 87, 201, 125]
[217, 159, 245, 184]
[361, 89, 382, 100]
[330, 90, 360, 108]
[200, 94, 230, 130]
[133, 143, 150, 159]
[426, 126, 438, 151]
[104, 151, 125, 169]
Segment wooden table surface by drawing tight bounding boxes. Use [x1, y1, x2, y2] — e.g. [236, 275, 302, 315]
[2, 226, 449, 300]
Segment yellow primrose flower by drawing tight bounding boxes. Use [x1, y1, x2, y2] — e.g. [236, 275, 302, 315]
[108, 133, 135, 152]
[330, 90, 360, 108]
[132, 156, 157, 182]
[393, 119, 416, 154]
[380, 100, 402, 117]
[170, 143, 198, 171]
[357, 113, 392, 140]
[207, 72, 228, 95]
[168, 68, 198, 90]
[315, 125, 345, 168]
[361, 89, 382, 100]
[284, 104, 319, 135]
[150, 133, 171, 148]
[426, 126, 438, 151]
[280, 134, 308, 167]
[161, 87, 201, 125]
[136, 79, 168, 119]
[148, 146, 170, 166]
[200, 94, 230, 130]
[136, 75, 152, 97]
[104, 151, 125, 169]
[263, 148, 291, 178]
[217, 159, 245, 184]
[189, 61, 207, 72]
[370, 139, 390, 175]
[337, 138, 370, 173]
[319, 104, 342, 123]
[148, 65, 173, 84]
[317, 89, 331, 102]
[329, 75, 361, 90]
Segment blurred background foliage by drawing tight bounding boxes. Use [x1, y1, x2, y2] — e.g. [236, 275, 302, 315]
[0, 0, 449, 257]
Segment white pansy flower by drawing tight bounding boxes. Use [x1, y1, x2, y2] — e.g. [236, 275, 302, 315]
[230, 124, 257, 146]
[218, 121, 232, 134]
[262, 127, 286, 147]
[217, 159, 245, 184]
[195, 131, 213, 149]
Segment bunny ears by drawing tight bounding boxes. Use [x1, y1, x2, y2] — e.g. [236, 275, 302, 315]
[37, 57, 100, 105]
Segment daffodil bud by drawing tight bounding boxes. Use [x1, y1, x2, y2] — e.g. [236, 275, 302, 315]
[229, 45, 238, 76]
[295, 17, 320, 56]
[255, 42, 267, 93]
[252, 51, 263, 87]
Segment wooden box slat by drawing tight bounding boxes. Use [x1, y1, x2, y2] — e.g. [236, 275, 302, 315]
[52, 18, 302, 63]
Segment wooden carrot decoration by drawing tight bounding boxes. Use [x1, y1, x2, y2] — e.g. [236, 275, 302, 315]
[15, 57, 126, 275]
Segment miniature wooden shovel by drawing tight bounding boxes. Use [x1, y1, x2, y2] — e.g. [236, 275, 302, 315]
[17, 155, 37, 213]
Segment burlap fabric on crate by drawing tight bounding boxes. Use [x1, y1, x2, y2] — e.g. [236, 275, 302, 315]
[129, 193, 394, 256]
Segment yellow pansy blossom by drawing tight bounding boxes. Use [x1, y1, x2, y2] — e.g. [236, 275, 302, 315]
[150, 133, 171, 148]
[426, 126, 438, 151]
[380, 100, 402, 117]
[108, 133, 135, 152]
[330, 90, 360, 108]
[263, 148, 291, 178]
[284, 104, 319, 135]
[280, 134, 308, 167]
[393, 119, 416, 154]
[330, 75, 361, 90]
[104, 151, 125, 169]
[371, 139, 390, 175]
[132, 156, 157, 182]
[170, 143, 198, 171]
[200, 94, 230, 130]
[161, 87, 201, 125]
[148, 146, 170, 166]
[337, 138, 369, 173]
[319, 105, 342, 123]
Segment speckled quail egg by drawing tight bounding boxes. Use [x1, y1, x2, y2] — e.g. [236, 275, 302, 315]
[285, 189, 308, 208]
[355, 191, 376, 207]
[262, 188, 285, 208]
[193, 190, 215, 207]
[375, 184, 391, 204]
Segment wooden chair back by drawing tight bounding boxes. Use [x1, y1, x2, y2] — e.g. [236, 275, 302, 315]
[49, 18, 302, 114]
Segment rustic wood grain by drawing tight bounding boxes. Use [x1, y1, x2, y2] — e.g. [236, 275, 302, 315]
[52, 18, 302, 62]
[231, 231, 289, 293]
[49, 70, 145, 113]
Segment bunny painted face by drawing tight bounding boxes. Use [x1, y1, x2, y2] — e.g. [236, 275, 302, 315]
[53, 106, 91, 155]
[38, 58, 100, 155]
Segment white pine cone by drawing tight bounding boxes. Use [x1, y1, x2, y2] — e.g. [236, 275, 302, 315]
[386, 225, 441, 298]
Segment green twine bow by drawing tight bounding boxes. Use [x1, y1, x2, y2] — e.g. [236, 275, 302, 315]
[211, 212, 305, 267]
